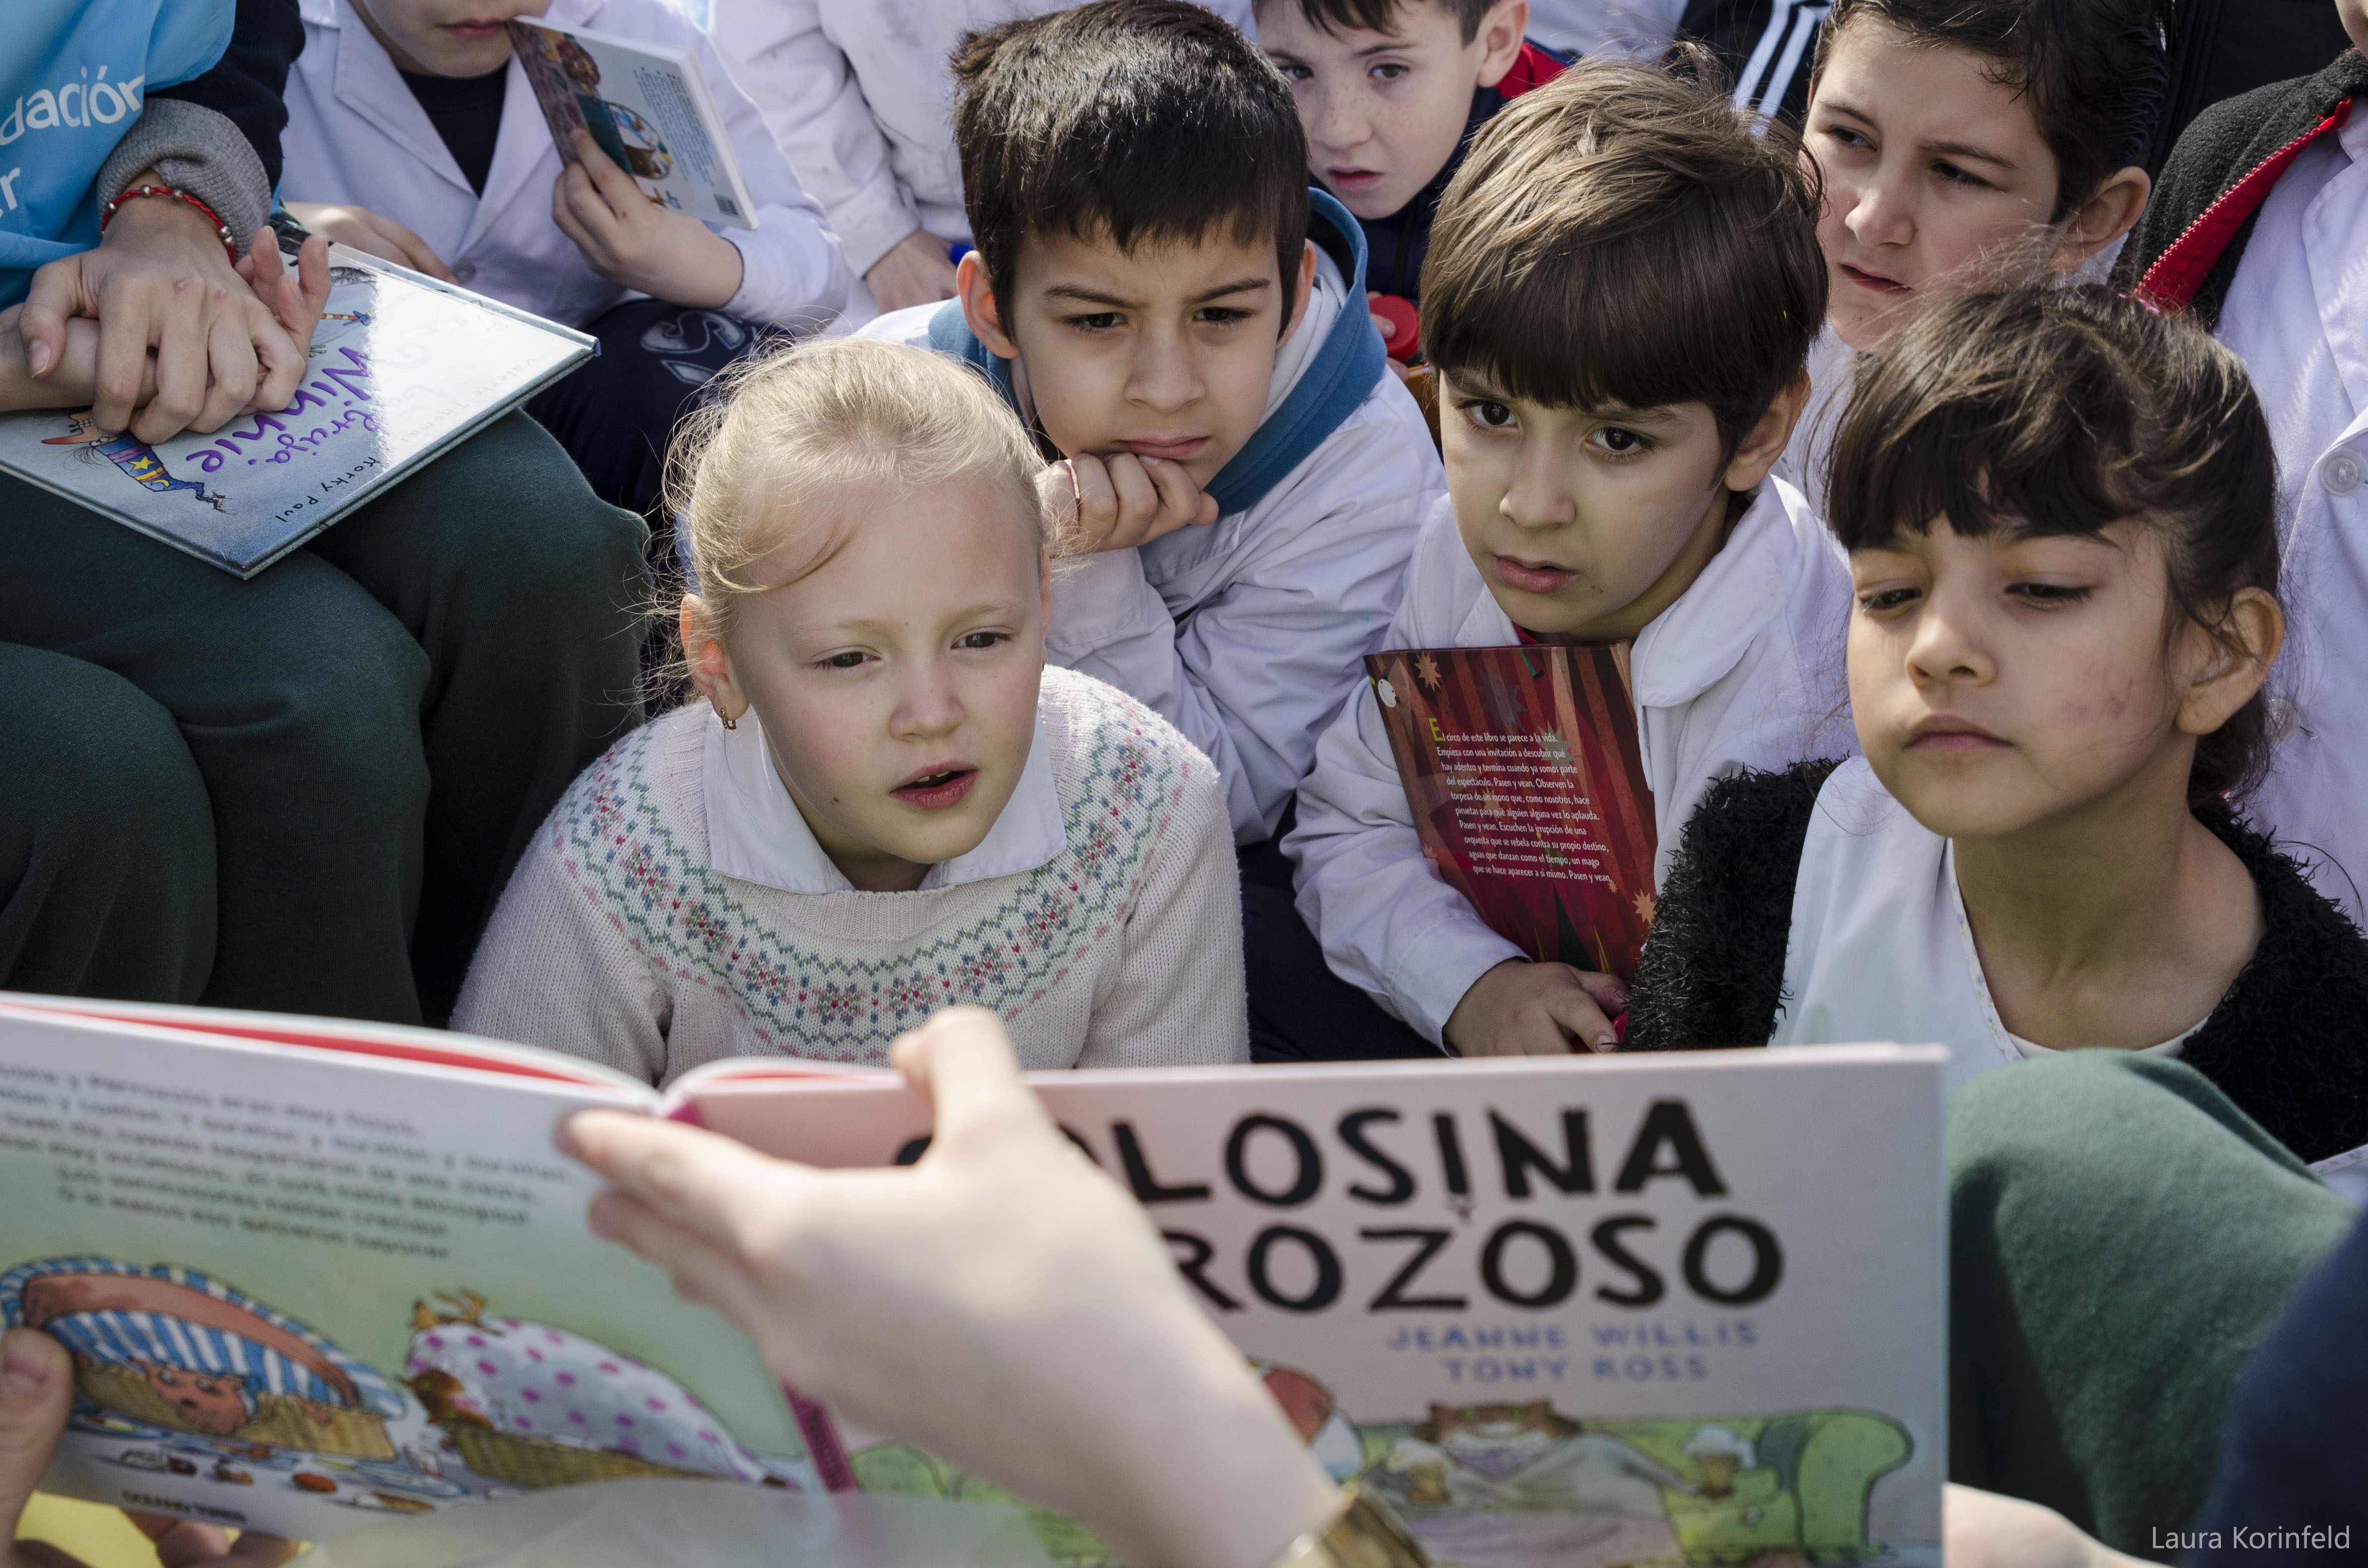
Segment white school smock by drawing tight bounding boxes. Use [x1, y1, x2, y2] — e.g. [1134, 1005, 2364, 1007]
[281, 0, 851, 331]
[2213, 104, 2368, 921]
[864, 244, 1445, 844]
[706, 0, 1255, 322]
[1769, 325, 1860, 528]
[1286, 479, 1854, 1044]
[1775, 759, 2368, 1199]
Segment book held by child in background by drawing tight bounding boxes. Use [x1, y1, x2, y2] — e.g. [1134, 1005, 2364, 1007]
[508, 16, 761, 231]
[1366, 644, 1658, 983]
[0, 246, 590, 578]
[0, 995, 1944, 1565]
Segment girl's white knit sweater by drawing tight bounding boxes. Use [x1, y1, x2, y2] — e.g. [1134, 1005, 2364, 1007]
[453, 668, 1249, 1084]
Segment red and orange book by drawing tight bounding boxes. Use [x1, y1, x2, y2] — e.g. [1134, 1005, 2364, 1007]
[1364, 644, 1658, 982]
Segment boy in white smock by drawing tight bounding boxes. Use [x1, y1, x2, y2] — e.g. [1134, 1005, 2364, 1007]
[1274, 54, 1851, 1060]
[279, 0, 851, 519]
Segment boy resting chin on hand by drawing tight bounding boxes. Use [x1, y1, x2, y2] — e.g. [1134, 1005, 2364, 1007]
[865, 0, 1444, 850]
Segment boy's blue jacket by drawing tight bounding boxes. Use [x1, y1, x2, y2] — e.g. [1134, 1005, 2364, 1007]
[881, 185, 1443, 843]
[925, 188, 1388, 521]
[1, 0, 233, 304]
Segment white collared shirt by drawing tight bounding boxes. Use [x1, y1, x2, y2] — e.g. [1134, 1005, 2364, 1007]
[705, 0, 1256, 291]
[702, 703, 1066, 894]
[1775, 759, 2368, 1200]
[2214, 106, 2368, 919]
[1285, 480, 1855, 1042]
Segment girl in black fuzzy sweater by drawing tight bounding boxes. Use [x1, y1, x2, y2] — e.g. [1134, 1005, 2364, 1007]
[1623, 285, 2368, 1181]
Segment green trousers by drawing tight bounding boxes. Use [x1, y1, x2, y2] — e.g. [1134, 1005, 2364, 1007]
[0, 644, 216, 1001]
[1949, 1051, 2358, 1559]
[0, 412, 648, 1024]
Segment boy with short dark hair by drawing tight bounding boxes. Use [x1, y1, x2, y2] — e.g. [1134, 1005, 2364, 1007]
[1274, 52, 1852, 1060]
[1255, 0, 1567, 358]
[865, 0, 1444, 848]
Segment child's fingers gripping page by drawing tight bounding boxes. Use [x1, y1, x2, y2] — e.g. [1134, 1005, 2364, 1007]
[0, 1327, 74, 1537]
[890, 1006, 1060, 1150]
[568, 125, 645, 220]
[550, 166, 603, 257]
[561, 1109, 825, 1253]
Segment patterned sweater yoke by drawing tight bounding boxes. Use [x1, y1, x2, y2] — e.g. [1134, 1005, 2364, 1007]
[454, 668, 1251, 1081]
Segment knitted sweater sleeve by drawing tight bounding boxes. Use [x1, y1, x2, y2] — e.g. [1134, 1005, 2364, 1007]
[452, 794, 672, 1086]
[1076, 739, 1252, 1068]
[1622, 760, 1839, 1052]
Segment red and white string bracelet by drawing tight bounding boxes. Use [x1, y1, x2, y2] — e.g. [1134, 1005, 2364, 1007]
[98, 184, 239, 261]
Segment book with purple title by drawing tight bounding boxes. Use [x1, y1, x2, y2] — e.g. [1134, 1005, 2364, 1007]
[0, 245, 591, 578]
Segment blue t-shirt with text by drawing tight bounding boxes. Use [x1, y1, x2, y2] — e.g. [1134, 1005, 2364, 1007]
[1, 0, 232, 306]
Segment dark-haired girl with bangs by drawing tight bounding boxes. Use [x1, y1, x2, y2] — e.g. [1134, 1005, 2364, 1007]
[1628, 285, 2368, 1182]
[1626, 281, 2368, 1556]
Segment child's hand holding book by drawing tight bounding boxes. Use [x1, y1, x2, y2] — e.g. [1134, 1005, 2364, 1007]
[1, 1328, 298, 1567]
[1444, 958, 1628, 1056]
[561, 1006, 1337, 1568]
[553, 127, 746, 310]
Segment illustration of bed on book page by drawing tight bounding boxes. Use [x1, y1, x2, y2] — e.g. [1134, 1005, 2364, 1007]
[2, 998, 1945, 1562]
[0, 245, 591, 578]
[0, 1001, 819, 1540]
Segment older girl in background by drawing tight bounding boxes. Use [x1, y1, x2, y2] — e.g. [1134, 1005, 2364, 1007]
[1778, 0, 2167, 510]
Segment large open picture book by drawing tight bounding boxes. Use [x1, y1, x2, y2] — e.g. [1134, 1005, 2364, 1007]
[0, 995, 1945, 1565]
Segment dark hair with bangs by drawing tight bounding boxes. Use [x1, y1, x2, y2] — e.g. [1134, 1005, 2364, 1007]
[1812, 0, 2169, 223]
[1420, 47, 1825, 461]
[952, 0, 1310, 322]
[1256, 0, 1500, 44]
[1828, 286, 2280, 808]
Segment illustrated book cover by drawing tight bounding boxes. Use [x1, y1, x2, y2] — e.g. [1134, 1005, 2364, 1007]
[0, 245, 592, 578]
[1365, 644, 1658, 983]
[508, 17, 759, 230]
[0, 996, 1944, 1565]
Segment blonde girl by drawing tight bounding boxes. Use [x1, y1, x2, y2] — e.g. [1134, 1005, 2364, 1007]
[456, 338, 1249, 1081]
